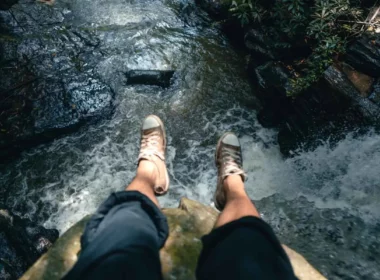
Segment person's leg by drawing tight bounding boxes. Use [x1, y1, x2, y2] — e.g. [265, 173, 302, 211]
[196, 133, 297, 280]
[64, 115, 170, 280]
[214, 174, 259, 228]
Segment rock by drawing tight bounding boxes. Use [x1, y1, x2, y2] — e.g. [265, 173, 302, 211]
[345, 35, 380, 77]
[245, 29, 277, 63]
[0, 3, 115, 160]
[245, 28, 311, 66]
[341, 62, 375, 97]
[21, 198, 325, 280]
[322, 64, 380, 121]
[254, 61, 293, 96]
[0, 0, 18, 10]
[0, 209, 59, 279]
[369, 78, 380, 105]
[126, 70, 175, 88]
[194, 0, 231, 19]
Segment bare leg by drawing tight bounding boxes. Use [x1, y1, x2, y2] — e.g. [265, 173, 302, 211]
[215, 175, 260, 228]
[126, 160, 160, 207]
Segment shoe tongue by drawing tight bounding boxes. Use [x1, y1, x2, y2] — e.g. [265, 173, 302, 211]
[143, 127, 160, 135]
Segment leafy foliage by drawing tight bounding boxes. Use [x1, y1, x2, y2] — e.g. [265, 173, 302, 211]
[229, 0, 366, 96]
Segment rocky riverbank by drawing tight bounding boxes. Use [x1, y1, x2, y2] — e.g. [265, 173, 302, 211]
[0, 209, 58, 279]
[196, 0, 380, 154]
[0, 0, 115, 160]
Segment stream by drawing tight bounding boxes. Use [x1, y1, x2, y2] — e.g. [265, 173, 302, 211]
[1, 0, 380, 279]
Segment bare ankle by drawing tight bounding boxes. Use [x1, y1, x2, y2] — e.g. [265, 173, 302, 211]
[223, 174, 245, 191]
[136, 160, 158, 186]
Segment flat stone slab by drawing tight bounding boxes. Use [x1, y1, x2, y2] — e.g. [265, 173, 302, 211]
[126, 70, 175, 88]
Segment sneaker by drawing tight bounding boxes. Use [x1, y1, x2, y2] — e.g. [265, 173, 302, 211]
[138, 115, 169, 196]
[214, 132, 247, 211]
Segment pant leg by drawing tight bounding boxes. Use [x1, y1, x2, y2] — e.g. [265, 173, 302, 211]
[63, 191, 169, 280]
[196, 216, 298, 280]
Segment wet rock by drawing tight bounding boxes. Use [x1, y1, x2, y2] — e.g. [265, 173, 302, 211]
[194, 0, 230, 19]
[322, 64, 379, 121]
[0, 209, 59, 279]
[126, 70, 175, 88]
[245, 28, 310, 65]
[252, 61, 295, 128]
[0, 0, 18, 10]
[369, 78, 380, 105]
[345, 35, 380, 77]
[254, 62, 375, 155]
[254, 61, 293, 95]
[0, 3, 114, 159]
[341, 62, 375, 97]
[21, 198, 325, 280]
[245, 29, 277, 64]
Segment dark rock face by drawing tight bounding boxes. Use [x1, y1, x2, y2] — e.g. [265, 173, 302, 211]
[250, 61, 377, 154]
[345, 35, 380, 77]
[245, 28, 311, 65]
[0, 0, 18, 10]
[196, 0, 380, 155]
[254, 61, 292, 96]
[0, 1, 115, 160]
[323, 65, 379, 120]
[369, 78, 380, 105]
[194, 0, 230, 19]
[0, 209, 59, 279]
[245, 29, 277, 64]
[245, 33, 380, 154]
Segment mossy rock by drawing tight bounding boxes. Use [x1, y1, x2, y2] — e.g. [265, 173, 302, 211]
[21, 198, 326, 280]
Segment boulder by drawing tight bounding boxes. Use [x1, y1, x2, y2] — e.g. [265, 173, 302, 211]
[0, 3, 115, 160]
[21, 198, 326, 280]
[0, 0, 18, 10]
[245, 28, 311, 65]
[245, 29, 277, 63]
[254, 61, 293, 96]
[0, 209, 59, 279]
[194, 0, 231, 19]
[369, 78, 380, 105]
[345, 35, 380, 77]
[341, 62, 375, 97]
[322, 64, 380, 121]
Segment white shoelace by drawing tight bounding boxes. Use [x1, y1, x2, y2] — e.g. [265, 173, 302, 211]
[221, 147, 246, 180]
[138, 132, 165, 161]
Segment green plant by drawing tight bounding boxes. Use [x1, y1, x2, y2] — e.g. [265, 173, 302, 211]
[228, 0, 366, 96]
[229, 0, 266, 26]
[289, 35, 346, 96]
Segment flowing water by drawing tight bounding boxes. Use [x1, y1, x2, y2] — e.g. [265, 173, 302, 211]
[1, 0, 380, 279]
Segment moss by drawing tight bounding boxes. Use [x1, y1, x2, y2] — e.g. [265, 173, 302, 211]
[164, 233, 202, 279]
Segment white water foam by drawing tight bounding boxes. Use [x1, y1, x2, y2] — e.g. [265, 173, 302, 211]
[35, 111, 379, 233]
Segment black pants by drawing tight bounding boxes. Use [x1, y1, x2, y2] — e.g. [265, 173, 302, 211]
[63, 191, 297, 280]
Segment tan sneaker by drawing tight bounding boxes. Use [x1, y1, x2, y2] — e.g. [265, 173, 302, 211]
[214, 132, 247, 211]
[138, 115, 169, 196]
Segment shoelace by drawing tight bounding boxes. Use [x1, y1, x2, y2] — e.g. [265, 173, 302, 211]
[221, 147, 246, 179]
[139, 132, 165, 160]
